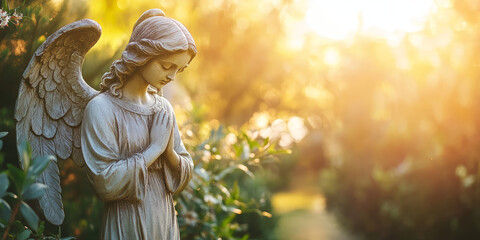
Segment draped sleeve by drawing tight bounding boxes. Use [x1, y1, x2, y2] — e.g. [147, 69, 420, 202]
[162, 98, 194, 194]
[81, 95, 148, 202]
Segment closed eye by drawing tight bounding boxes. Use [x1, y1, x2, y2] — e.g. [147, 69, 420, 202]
[161, 62, 173, 70]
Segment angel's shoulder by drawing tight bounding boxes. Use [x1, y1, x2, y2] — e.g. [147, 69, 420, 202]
[158, 95, 173, 112]
[84, 93, 116, 116]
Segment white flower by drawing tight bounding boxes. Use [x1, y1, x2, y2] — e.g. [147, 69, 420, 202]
[11, 9, 22, 25]
[0, 9, 10, 28]
[0, 9, 8, 18]
[13, 10, 22, 19]
[0, 16, 9, 28]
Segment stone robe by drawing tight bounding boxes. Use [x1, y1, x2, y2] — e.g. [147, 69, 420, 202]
[81, 92, 193, 240]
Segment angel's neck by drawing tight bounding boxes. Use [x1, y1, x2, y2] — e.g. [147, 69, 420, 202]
[121, 73, 155, 106]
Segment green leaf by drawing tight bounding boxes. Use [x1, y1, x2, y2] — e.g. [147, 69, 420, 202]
[29, 155, 54, 176]
[60, 237, 76, 240]
[236, 164, 254, 179]
[250, 140, 260, 149]
[220, 212, 236, 228]
[267, 148, 292, 155]
[18, 141, 31, 170]
[233, 143, 243, 158]
[19, 0, 27, 8]
[232, 181, 240, 199]
[35, 221, 45, 237]
[243, 133, 260, 149]
[0, 132, 7, 138]
[0, 199, 12, 220]
[17, 228, 31, 240]
[1, 1, 7, 12]
[5, 192, 17, 199]
[22, 183, 47, 201]
[7, 164, 26, 193]
[214, 165, 237, 181]
[19, 201, 39, 231]
[214, 164, 254, 181]
[242, 132, 250, 141]
[263, 137, 270, 146]
[215, 183, 231, 198]
[0, 173, 8, 198]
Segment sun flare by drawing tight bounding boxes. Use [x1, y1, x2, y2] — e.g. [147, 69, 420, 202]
[305, 0, 436, 40]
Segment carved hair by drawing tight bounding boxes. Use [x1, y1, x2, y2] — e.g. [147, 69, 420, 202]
[100, 9, 197, 97]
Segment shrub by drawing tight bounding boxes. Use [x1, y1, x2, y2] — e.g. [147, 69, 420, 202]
[0, 132, 73, 240]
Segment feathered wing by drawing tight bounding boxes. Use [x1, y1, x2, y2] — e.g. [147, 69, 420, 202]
[14, 19, 101, 225]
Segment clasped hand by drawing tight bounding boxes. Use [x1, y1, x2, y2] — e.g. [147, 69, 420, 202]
[145, 109, 178, 168]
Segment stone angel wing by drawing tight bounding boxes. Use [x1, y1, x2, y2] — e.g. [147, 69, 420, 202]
[14, 19, 101, 225]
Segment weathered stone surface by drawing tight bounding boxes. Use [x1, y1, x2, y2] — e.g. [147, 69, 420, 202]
[15, 9, 197, 238]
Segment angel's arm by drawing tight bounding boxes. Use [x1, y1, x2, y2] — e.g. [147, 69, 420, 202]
[162, 99, 194, 194]
[81, 97, 152, 202]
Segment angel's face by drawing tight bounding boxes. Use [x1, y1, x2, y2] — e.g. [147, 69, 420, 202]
[140, 51, 191, 90]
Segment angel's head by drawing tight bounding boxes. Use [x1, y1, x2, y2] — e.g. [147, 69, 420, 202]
[100, 9, 197, 97]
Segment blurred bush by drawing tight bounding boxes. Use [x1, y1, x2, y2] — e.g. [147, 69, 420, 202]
[317, 2, 480, 239]
[0, 132, 74, 239]
[174, 107, 289, 240]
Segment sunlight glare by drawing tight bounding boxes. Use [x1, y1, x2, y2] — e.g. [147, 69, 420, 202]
[50, 0, 63, 10]
[252, 112, 270, 129]
[288, 117, 308, 142]
[324, 47, 340, 66]
[305, 0, 436, 40]
[305, 0, 361, 39]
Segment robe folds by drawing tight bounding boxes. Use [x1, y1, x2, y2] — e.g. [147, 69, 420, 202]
[81, 92, 193, 240]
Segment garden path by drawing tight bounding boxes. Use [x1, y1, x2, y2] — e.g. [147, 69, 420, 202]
[273, 192, 358, 240]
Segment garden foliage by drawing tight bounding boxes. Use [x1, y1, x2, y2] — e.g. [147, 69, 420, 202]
[0, 132, 74, 239]
[0, 1, 287, 239]
[316, 2, 480, 239]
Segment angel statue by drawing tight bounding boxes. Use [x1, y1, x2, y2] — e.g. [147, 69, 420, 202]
[14, 8, 196, 239]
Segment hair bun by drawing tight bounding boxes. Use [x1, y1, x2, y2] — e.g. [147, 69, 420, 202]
[133, 9, 165, 30]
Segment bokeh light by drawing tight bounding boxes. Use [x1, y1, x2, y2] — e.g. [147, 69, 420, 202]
[305, 0, 436, 41]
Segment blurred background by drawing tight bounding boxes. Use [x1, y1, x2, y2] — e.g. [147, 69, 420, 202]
[1, 0, 480, 239]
